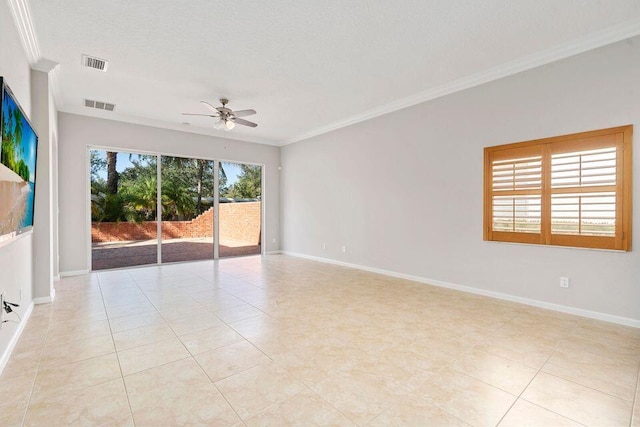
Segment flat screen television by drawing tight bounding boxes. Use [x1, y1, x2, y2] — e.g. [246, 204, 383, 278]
[0, 77, 38, 240]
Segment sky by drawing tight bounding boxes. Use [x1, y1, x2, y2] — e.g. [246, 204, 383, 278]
[92, 150, 243, 185]
[2, 87, 38, 182]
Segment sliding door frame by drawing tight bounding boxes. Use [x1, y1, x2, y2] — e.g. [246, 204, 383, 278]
[86, 145, 266, 271]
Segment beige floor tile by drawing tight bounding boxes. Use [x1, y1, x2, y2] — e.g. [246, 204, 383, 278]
[311, 368, 408, 425]
[413, 366, 516, 426]
[125, 358, 240, 426]
[228, 314, 284, 339]
[542, 345, 638, 401]
[499, 399, 583, 426]
[11, 331, 47, 355]
[46, 318, 111, 342]
[102, 292, 148, 308]
[0, 403, 27, 427]
[571, 321, 640, 350]
[476, 328, 557, 369]
[245, 389, 354, 427]
[32, 353, 122, 397]
[179, 324, 244, 355]
[118, 337, 190, 375]
[5, 256, 638, 427]
[39, 333, 115, 368]
[0, 348, 41, 381]
[450, 348, 538, 395]
[50, 304, 108, 321]
[369, 394, 469, 426]
[159, 303, 211, 322]
[195, 340, 271, 382]
[109, 311, 165, 333]
[633, 374, 640, 426]
[106, 300, 156, 319]
[166, 312, 226, 336]
[25, 378, 133, 427]
[274, 350, 355, 386]
[521, 372, 632, 426]
[0, 373, 35, 409]
[198, 294, 246, 311]
[215, 303, 264, 323]
[215, 361, 304, 420]
[112, 322, 176, 351]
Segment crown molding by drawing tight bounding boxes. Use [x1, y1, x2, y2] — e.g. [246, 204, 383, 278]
[281, 17, 640, 146]
[58, 106, 280, 146]
[7, 0, 40, 65]
[7, 0, 62, 110]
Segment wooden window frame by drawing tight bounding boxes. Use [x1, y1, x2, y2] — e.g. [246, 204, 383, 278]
[484, 125, 632, 251]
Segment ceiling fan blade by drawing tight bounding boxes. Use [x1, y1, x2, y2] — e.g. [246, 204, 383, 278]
[233, 118, 258, 128]
[232, 109, 256, 118]
[200, 101, 220, 113]
[182, 112, 219, 117]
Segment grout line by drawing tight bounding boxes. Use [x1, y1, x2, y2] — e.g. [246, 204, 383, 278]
[495, 322, 591, 426]
[18, 308, 53, 427]
[190, 357, 245, 424]
[97, 272, 138, 426]
[627, 357, 640, 427]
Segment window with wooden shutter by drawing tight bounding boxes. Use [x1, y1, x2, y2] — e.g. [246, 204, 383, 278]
[484, 126, 632, 251]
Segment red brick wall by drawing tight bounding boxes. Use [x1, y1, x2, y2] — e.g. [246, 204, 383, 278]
[92, 202, 261, 244]
[219, 202, 262, 244]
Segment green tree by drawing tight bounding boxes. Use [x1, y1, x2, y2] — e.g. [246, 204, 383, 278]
[121, 176, 157, 220]
[90, 150, 107, 182]
[226, 165, 261, 199]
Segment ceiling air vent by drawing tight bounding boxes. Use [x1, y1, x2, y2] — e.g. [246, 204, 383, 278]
[84, 99, 115, 112]
[81, 54, 109, 72]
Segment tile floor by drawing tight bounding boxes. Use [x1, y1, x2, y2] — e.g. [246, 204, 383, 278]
[1, 254, 639, 426]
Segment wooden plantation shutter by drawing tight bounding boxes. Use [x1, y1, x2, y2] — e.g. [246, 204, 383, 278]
[484, 126, 632, 251]
[488, 145, 543, 244]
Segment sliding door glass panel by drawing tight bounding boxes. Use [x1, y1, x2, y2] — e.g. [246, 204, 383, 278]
[90, 150, 158, 270]
[161, 156, 215, 263]
[218, 162, 262, 258]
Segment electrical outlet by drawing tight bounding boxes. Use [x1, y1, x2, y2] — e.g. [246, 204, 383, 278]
[560, 277, 570, 288]
[272, 237, 276, 244]
[322, 243, 327, 250]
[341, 245, 347, 253]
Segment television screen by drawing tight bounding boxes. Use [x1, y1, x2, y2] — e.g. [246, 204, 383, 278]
[0, 77, 38, 238]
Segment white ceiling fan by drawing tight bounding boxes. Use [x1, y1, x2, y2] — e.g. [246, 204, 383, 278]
[182, 98, 257, 131]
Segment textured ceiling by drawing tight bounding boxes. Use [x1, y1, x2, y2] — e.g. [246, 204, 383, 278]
[28, 0, 640, 145]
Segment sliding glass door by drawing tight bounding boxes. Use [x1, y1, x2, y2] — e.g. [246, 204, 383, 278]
[160, 156, 216, 263]
[90, 149, 263, 270]
[218, 162, 262, 258]
[90, 150, 158, 270]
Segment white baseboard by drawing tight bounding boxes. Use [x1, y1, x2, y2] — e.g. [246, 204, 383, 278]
[282, 251, 640, 328]
[33, 287, 55, 305]
[60, 269, 90, 277]
[0, 301, 34, 376]
[265, 250, 283, 255]
[53, 275, 60, 281]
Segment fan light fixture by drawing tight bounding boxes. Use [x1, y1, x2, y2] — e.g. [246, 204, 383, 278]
[214, 118, 235, 131]
[182, 98, 257, 131]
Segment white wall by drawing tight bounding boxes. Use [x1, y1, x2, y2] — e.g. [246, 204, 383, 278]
[57, 113, 281, 273]
[31, 70, 56, 301]
[281, 37, 640, 322]
[0, 0, 35, 365]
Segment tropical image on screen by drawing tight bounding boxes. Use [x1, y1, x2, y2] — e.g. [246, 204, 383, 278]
[0, 84, 38, 236]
